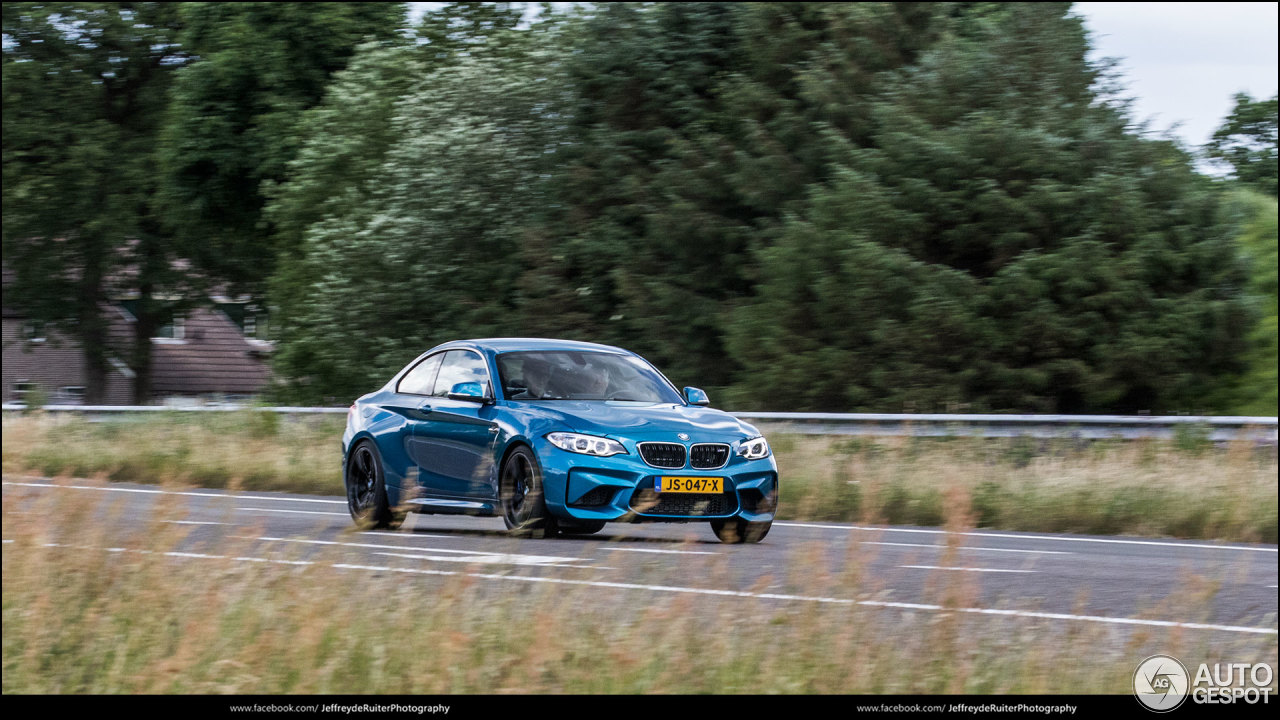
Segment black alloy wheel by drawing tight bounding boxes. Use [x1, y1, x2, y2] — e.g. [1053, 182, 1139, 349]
[346, 441, 403, 530]
[500, 446, 558, 538]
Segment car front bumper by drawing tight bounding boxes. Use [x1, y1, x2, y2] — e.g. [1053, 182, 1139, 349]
[534, 443, 778, 524]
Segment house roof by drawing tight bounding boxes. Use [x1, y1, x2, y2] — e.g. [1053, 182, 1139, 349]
[148, 307, 271, 395]
[5, 261, 272, 397]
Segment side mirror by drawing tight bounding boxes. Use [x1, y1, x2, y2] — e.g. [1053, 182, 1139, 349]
[683, 386, 710, 406]
[447, 381, 490, 403]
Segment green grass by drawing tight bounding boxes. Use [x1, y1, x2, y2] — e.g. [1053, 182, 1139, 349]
[3, 413, 1277, 542]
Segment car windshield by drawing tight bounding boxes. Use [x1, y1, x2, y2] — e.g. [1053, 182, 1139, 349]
[496, 351, 684, 404]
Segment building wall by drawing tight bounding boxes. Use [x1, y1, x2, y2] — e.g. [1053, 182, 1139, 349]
[1, 318, 133, 404]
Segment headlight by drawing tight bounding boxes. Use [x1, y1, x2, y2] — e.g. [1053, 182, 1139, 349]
[546, 432, 628, 457]
[737, 436, 770, 460]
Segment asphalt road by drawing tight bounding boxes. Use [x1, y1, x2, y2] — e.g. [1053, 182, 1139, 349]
[3, 476, 1277, 640]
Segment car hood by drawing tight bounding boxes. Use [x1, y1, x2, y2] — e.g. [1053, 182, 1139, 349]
[510, 401, 761, 441]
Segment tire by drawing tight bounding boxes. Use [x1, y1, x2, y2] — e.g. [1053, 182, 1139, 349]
[345, 440, 403, 530]
[500, 446, 558, 538]
[559, 520, 606, 535]
[710, 517, 771, 544]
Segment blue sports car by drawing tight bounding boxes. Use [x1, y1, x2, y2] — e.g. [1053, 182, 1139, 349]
[341, 338, 777, 543]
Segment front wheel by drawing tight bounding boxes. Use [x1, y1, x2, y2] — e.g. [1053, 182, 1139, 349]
[346, 441, 403, 530]
[710, 517, 770, 544]
[500, 446, 558, 538]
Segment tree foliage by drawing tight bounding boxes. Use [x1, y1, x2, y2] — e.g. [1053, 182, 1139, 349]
[726, 3, 1249, 412]
[158, 2, 408, 295]
[267, 9, 568, 401]
[1202, 189, 1278, 415]
[5, 2, 1266, 414]
[1205, 92, 1278, 197]
[3, 2, 188, 403]
[530, 3, 942, 390]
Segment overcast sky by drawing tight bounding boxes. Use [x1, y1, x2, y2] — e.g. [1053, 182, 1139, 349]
[409, 2, 1279, 151]
[1074, 2, 1278, 149]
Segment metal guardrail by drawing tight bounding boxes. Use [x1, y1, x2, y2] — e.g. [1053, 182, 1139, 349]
[733, 412, 1278, 441]
[3, 404, 1276, 441]
[1, 404, 349, 414]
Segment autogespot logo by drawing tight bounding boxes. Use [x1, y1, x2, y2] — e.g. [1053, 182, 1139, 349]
[1135, 655, 1191, 712]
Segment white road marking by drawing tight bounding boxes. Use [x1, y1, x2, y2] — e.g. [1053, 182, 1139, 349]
[213, 495, 342, 506]
[162, 520, 232, 526]
[361, 530, 447, 539]
[861, 541, 1071, 555]
[602, 547, 719, 556]
[375, 551, 593, 567]
[235, 507, 349, 517]
[241, 535, 589, 566]
[3, 480, 346, 505]
[11, 480, 1272, 555]
[30, 541, 317, 566]
[22, 538, 1275, 636]
[329, 562, 1277, 636]
[899, 565, 1037, 574]
[774, 521, 1278, 553]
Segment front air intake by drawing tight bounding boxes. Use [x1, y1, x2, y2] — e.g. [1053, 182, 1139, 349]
[629, 487, 738, 517]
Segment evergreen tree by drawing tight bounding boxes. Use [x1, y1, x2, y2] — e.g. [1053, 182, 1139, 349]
[727, 3, 1249, 412]
[541, 3, 942, 390]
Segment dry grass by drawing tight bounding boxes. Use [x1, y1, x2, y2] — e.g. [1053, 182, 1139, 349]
[3, 412, 1277, 542]
[2, 411, 338, 493]
[2, 478, 1275, 694]
[768, 432, 1278, 543]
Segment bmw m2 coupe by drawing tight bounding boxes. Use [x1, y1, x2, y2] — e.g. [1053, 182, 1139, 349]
[342, 338, 777, 542]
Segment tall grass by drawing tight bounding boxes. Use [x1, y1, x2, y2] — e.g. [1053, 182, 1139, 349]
[3, 413, 1276, 542]
[2, 411, 339, 492]
[3, 483, 1275, 694]
[771, 433, 1278, 543]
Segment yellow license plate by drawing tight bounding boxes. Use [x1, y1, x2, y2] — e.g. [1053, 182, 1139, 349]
[658, 476, 723, 493]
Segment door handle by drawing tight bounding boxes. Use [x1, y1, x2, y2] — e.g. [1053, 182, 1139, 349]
[488, 426, 500, 434]
[417, 402, 433, 414]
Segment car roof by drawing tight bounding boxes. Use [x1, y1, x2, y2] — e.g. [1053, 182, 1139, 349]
[451, 338, 632, 355]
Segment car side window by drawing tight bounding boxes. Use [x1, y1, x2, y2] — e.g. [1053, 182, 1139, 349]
[432, 350, 490, 398]
[397, 353, 444, 396]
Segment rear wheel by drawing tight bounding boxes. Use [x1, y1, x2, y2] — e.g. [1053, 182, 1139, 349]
[710, 518, 770, 544]
[346, 441, 403, 530]
[500, 446, 558, 538]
